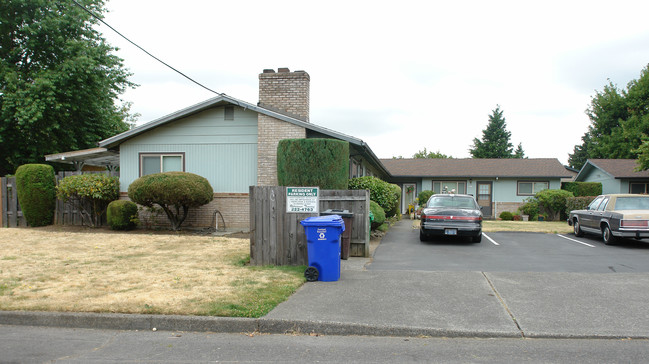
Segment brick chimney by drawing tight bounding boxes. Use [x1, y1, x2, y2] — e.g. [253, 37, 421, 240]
[258, 68, 310, 122]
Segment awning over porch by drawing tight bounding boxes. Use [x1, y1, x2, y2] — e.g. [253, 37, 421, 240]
[45, 147, 119, 171]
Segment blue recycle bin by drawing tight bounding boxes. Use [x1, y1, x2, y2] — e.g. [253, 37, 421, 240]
[300, 215, 345, 282]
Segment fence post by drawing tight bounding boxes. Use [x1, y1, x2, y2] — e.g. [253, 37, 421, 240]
[0, 177, 5, 227]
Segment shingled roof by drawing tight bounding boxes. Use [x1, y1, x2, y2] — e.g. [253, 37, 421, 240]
[380, 158, 572, 178]
[580, 159, 649, 179]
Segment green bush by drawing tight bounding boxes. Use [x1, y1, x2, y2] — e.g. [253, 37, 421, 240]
[386, 183, 402, 218]
[348, 176, 400, 216]
[418, 190, 434, 207]
[562, 182, 602, 197]
[56, 173, 120, 227]
[369, 200, 386, 230]
[277, 138, 349, 189]
[566, 196, 597, 214]
[499, 211, 514, 221]
[518, 197, 539, 220]
[128, 172, 213, 231]
[107, 200, 139, 230]
[15, 164, 56, 227]
[535, 189, 574, 221]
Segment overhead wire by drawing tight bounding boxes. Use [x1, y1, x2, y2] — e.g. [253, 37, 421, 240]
[69, 0, 223, 96]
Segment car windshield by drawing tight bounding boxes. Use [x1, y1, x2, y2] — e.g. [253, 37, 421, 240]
[615, 197, 649, 210]
[427, 196, 476, 209]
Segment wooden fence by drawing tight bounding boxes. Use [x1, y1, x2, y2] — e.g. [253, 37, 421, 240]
[1, 171, 119, 228]
[249, 186, 370, 266]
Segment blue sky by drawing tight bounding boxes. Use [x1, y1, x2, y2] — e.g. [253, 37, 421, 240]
[100, 0, 649, 164]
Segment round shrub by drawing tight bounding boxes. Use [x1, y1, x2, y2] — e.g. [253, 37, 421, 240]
[370, 200, 386, 230]
[519, 197, 539, 220]
[386, 183, 402, 218]
[107, 200, 139, 230]
[15, 164, 56, 227]
[128, 172, 213, 231]
[535, 189, 574, 221]
[418, 190, 434, 207]
[499, 211, 514, 221]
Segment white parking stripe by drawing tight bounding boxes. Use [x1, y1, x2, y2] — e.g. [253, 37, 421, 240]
[557, 234, 596, 248]
[482, 233, 499, 246]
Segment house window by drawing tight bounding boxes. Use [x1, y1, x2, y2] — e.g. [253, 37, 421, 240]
[630, 182, 649, 194]
[433, 181, 466, 194]
[518, 181, 548, 195]
[140, 153, 185, 176]
[224, 106, 234, 120]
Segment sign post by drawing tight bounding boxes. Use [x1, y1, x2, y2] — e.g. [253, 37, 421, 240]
[286, 187, 319, 213]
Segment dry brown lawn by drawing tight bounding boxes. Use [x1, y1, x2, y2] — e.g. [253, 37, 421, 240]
[0, 226, 305, 317]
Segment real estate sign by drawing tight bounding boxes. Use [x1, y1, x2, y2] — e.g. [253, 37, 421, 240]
[286, 187, 319, 213]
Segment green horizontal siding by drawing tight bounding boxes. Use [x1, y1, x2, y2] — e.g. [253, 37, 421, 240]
[120, 107, 258, 193]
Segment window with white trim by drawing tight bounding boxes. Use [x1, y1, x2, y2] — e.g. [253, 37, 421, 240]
[517, 181, 548, 195]
[140, 153, 184, 176]
[432, 181, 466, 194]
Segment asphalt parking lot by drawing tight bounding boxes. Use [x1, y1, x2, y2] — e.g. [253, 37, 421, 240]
[369, 226, 649, 273]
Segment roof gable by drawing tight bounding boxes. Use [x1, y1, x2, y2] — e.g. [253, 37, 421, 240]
[380, 158, 571, 178]
[577, 159, 649, 180]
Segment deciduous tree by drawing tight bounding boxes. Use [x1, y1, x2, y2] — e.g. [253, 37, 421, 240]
[0, 0, 135, 175]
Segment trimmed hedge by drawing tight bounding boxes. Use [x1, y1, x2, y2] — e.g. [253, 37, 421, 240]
[348, 176, 400, 217]
[562, 182, 602, 197]
[107, 200, 139, 230]
[277, 138, 349, 189]
[370, 200, 386, 230]
[15, 164, 56, 227]
[128, 172, 213, 231]
[499, 211, 514, 221]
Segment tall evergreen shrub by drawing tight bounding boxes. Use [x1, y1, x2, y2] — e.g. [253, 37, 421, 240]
[15, 164, 56, 226]
[277, 138, 349, 189]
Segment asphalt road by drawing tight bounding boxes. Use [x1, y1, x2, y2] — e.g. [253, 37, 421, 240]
[369, 226, 649, 272]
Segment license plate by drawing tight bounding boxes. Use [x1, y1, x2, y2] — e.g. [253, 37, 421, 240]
[445, 229, 457, 235]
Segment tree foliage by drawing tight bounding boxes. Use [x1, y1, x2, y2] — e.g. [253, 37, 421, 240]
[0, 0, 136, 175]
[569, 65, 649, 170]
[412, 148, 451, 159]
[469, 106, 524, 158]
[128, 172, 214, 231]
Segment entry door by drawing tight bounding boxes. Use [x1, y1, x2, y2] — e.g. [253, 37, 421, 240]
[403, 183, 417, 214]
[477, 182, 492, 217]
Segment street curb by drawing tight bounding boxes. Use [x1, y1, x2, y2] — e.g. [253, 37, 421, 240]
[3, 311, 649, 340]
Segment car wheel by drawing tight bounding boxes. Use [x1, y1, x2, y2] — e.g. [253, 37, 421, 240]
[573, 218, 584, 237]
[602, 225, 617, 245]
[472, 233, 482, 243]
[419, 230, 428, 242]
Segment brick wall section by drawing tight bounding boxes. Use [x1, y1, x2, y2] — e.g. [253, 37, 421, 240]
[258, 69, 310, 121]
[257, 114, 306, 186]
[495, 202, 524, 217]
[120, 193, 250, 230]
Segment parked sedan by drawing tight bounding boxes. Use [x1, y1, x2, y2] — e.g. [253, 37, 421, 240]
[568, 194, 649, 245]
[420, 194, 483, 243]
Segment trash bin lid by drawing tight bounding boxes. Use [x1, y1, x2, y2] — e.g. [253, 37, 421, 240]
[321, 209, 353, 218]
[300, 215, 345, 230]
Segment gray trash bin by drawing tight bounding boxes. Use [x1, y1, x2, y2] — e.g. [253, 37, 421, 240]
[321, 209, 353, 260]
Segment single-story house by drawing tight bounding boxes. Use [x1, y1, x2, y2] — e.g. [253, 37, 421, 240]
[574, 159, 649, 194]
[380, 158, 573, 218]
[46, 68, 389, 229]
